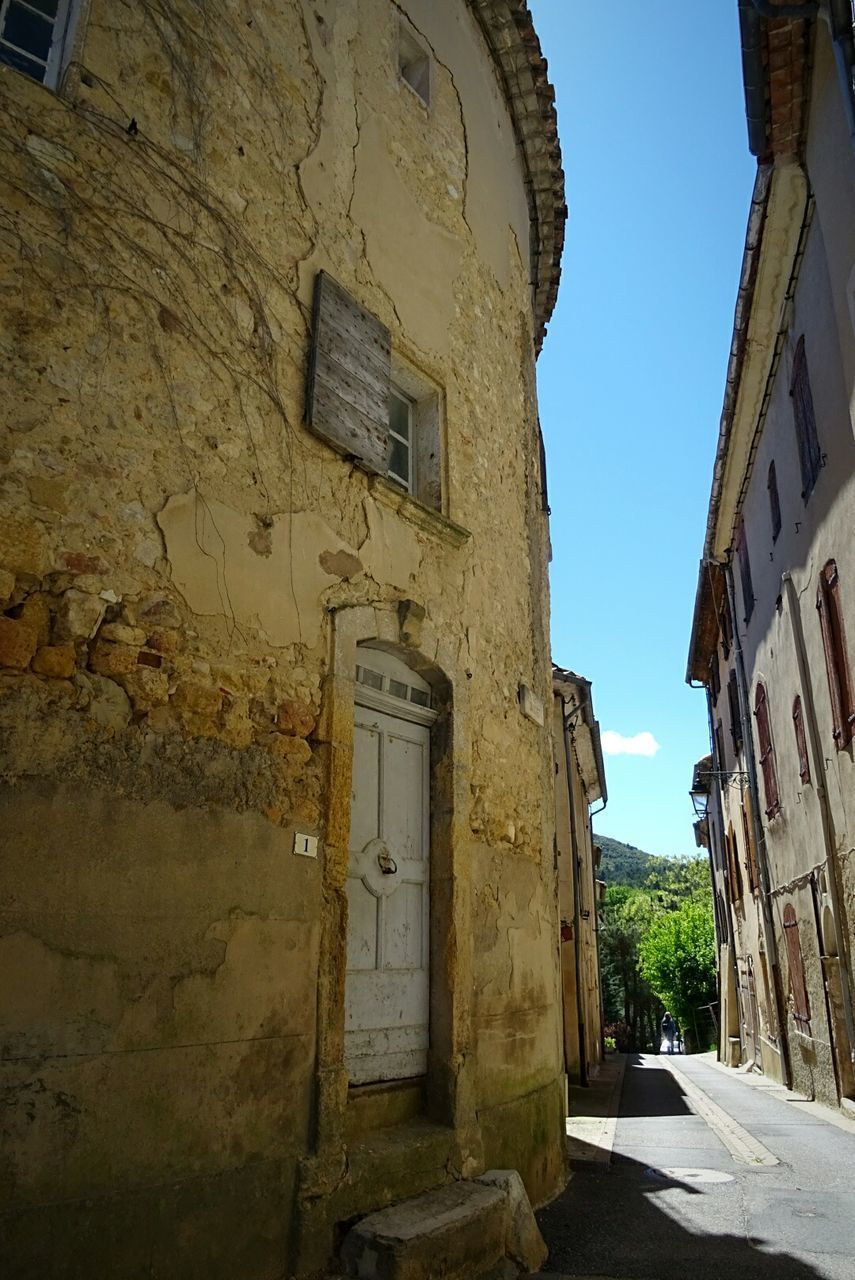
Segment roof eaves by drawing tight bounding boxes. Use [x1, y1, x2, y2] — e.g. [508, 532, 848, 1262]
[467, 1, 566, 352]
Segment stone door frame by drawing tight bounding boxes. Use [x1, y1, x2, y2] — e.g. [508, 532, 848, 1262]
[310, 600, 481, 1164]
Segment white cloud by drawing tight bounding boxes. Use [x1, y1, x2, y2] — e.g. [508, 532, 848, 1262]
[601, 730, 661, 758]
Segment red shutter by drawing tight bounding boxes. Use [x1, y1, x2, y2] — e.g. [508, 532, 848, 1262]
[783, 903, 811, 1025]
[817, 559, 854, 748]
[792, 695, 810, 783]
[754, 682, 780, 818]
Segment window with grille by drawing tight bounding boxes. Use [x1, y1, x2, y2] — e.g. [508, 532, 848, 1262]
[737, 522, 754, 623]
[783, 903, 811, 1026]
[0, 0, 78, 88]
[754, 681, 781, 818]
[767, 460, 782, 542]
[792, 695, 810, 783]
[790, 335, 822, 500]
[816, 559, 855, 749]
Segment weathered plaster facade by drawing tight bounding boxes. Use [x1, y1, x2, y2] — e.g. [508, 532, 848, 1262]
[688, 7, 855, 1110]
[552, 669, 607, 1088]
[0, 3, 567, 1275]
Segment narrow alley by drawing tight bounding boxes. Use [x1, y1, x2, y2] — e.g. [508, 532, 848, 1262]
[537, 1055, 855, 1280]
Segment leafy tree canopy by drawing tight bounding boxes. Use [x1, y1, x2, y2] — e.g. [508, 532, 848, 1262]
[638, 898, 717, 1034]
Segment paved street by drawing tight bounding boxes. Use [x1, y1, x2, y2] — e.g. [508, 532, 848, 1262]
[535, 1053, 855, 1280]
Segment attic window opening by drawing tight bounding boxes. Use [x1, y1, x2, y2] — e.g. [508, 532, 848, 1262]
[399, 21, 431, 107]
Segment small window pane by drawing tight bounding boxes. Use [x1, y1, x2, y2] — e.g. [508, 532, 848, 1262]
[410, 688, 430, 708]
[28, 0, 60, 16]
[0, 40, 44, 77]
[356, 665, 384, 691]
[3, 4, 53, 62]
[389, 391, 410, 442]
[389, 436, 410, 488]
[389, 678, 408, 700]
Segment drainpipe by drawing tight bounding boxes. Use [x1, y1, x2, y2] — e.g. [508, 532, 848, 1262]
[782, 572, 855, 1068]
[563, 704, 588, 1088]
[724, 562, 793, 1086]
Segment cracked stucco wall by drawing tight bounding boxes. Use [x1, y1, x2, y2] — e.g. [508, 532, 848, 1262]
[0, 1, 563, 1274]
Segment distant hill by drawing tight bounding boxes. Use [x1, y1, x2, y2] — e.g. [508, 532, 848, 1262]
[594, 834, 656, 886]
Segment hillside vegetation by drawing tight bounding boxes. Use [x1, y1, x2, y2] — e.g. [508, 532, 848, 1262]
[595, 833, 654, 886]
[594, 834, 716, 1051]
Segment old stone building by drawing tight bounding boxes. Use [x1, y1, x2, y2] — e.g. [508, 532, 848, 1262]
[552, 667, 607, 1087]
[0, 2, 568, 1275]
[687, 1, 855, 1109]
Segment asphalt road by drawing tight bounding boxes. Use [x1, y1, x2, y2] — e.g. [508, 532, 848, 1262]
[536, 1053, 855, 1280]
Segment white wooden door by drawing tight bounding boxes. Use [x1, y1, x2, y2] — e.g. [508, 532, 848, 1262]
[345, 673, 431, 1085]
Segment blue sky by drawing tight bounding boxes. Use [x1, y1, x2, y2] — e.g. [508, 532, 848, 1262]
[529, 2, 756, 857]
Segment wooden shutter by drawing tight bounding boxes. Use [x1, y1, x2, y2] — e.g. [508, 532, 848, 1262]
[790, 336, 822, 499]
[742, 797, 759, 895]
[306, 271, 391, 474]
[728, 670, 743, 751]
[783, 903, 811, 1025]
[754, 681, 780, 818]
[726, 823, 743, 904]
[709, 652, 720, 704]
[737, 523, 754, 622]
[817, 559, 855, 748]
[768, 460, 782, 541]
[792, 695, 810, 783]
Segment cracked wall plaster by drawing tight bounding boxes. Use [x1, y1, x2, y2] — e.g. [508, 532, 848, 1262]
[158, 492, 359, 647]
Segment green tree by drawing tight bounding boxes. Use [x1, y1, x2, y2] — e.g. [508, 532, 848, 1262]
[644, 853, 711, 910]
[600, 885, 662, 1050]
[638, 897, 717, 1047]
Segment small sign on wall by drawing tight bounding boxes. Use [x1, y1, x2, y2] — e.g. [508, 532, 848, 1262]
[294, 833, 319, 858]
[519, 683, 544, 726]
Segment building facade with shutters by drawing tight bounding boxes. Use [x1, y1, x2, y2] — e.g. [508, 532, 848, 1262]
[687, 3, 855, 1110]
[552, 668, 607, 1089]
[0, 3, 568, 1276]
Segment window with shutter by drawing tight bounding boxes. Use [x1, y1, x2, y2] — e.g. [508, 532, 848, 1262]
[719, 596, 732, 659]
[307, 272, 392, 474]
[783, 903, 811, 1026]
[816, 559, 855, 748]
[768, 460, 782, 542]
[741, 797, 759, 894]
[727, 669, 743, 752]
[0, 0, 79, 88]
[306, 272, 443, 511]
[737, 523, 754, 623]
[715, 719, 726, 775]
[709, 652, 720, 704]
[754, 681, 781, 818]
[792, 695, 810, 783]
[726, 823, 743, 905]
[790, 335, 822, 500]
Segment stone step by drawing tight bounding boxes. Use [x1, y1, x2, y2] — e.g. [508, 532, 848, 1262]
[340, 1169, 547, 1280]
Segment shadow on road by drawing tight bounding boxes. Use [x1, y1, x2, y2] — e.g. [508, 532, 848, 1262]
[614, 1053, 694, 1118]
[540, 1055, 822, 1279]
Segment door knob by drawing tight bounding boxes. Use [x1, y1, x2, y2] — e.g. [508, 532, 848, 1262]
[377, 847, 398, 875]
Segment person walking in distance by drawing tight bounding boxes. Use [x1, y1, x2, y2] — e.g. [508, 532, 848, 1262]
[661, 1010, 676, 1054]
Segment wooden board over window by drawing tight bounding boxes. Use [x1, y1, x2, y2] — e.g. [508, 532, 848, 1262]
[306, 271, 392, 475]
